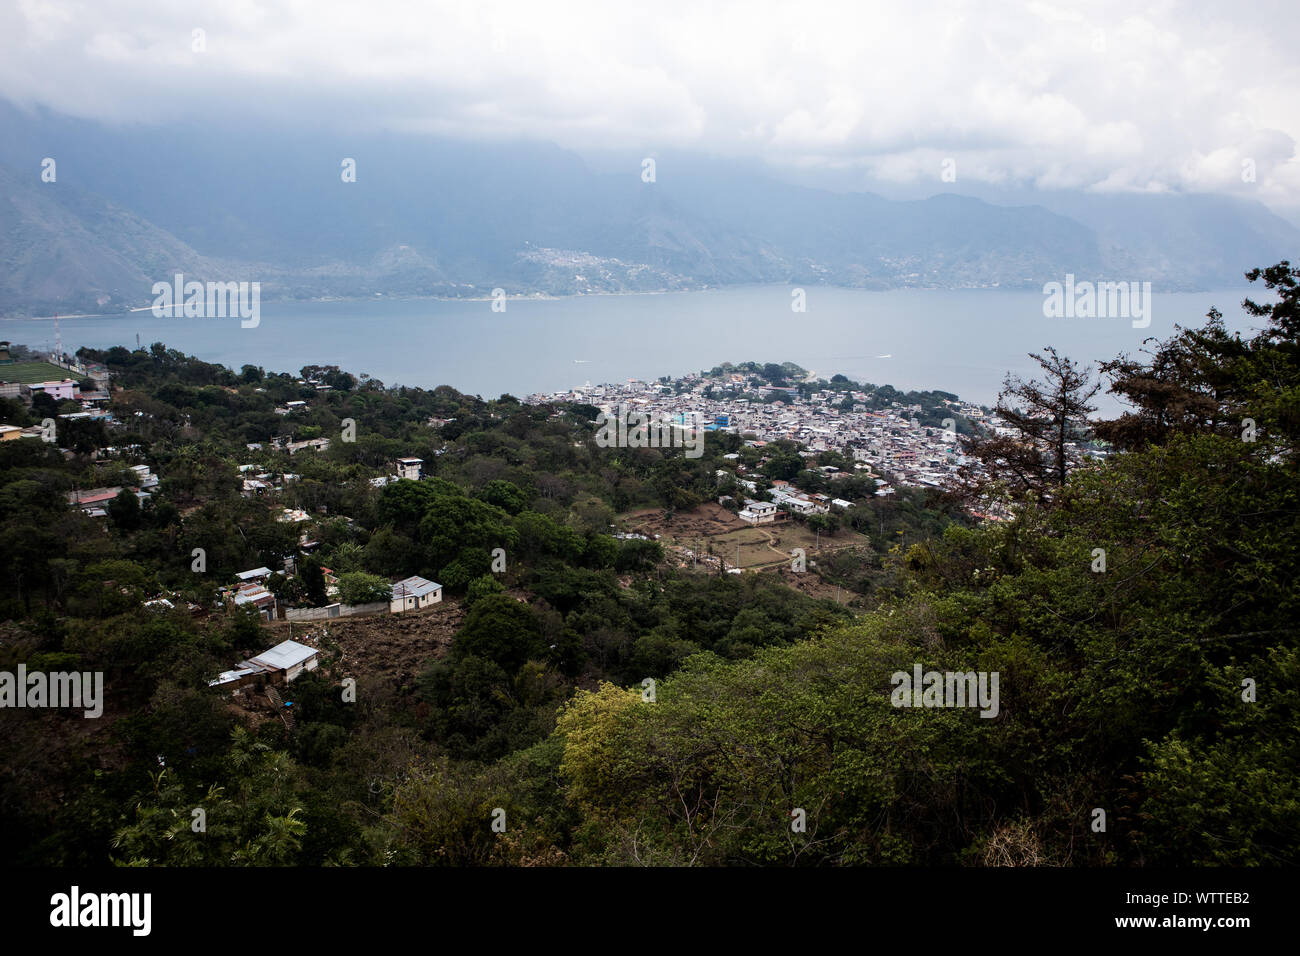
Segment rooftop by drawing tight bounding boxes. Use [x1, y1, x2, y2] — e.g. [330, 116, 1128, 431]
[391, 575, 442, 598]
[248, 640, 319, 671]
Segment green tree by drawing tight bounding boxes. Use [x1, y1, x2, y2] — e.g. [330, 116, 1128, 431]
[451, 593, 544, 672]
[299, 561, 328, 606]
[336, 571, 393, 606]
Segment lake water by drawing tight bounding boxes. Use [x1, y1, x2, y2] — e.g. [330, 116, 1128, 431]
[5, 285, 1261, 412]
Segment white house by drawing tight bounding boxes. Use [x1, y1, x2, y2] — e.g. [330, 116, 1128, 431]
[209, 639, 319, 688]
[738, 499, 778, 524]
[129, 464, 159, 489]
[785, 495, 830, 516]
[231, 583, 277, 621]
[246, 640, 320, 683]
[389, 575, 443, 613]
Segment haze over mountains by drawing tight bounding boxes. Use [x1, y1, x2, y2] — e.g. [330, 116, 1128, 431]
[2, 101, 1296, 317]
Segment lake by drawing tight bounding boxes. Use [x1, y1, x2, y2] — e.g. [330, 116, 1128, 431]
[5, 285, 1262, 412]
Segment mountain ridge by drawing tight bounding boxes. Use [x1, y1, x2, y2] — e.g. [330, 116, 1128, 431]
[0, 102, 1295, 316]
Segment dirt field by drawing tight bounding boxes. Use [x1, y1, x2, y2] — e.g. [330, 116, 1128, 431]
[772, 565, 860, 605]
[623, 501, 871, 571]
[622, 501, 747, 539]
[266, 598, 466, 691]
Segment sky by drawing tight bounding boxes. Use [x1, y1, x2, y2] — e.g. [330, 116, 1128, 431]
[2, 0, 1298, 214]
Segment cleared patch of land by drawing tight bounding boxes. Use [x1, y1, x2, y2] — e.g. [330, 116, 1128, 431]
[622, 501, 871, 571]
[266, 598, 466, 692]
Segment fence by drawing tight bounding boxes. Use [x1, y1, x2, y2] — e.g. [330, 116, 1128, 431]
[282, 601, 388, 621]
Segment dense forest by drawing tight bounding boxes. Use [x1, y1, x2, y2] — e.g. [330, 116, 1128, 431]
[1, 262, 1296, 866]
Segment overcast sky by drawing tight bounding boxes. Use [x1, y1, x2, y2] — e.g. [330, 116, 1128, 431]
[2, 0, 1297, 211]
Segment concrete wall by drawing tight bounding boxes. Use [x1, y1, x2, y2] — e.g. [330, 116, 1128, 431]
[283, 601, 387, 621]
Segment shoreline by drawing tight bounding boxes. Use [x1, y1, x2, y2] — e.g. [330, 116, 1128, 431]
[0, 280, 1255, 323]
[1, 287, 707, 322]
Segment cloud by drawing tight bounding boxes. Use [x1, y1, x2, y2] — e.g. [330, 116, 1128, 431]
[2, 0, 1298, 206]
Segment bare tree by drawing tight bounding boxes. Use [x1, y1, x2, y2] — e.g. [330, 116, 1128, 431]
[961, 347, 1099, 499]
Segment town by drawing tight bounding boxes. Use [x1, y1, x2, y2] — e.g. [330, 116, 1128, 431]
[529, 362, 994, 495]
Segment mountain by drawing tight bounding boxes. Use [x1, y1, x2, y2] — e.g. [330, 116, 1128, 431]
[0, 164, 219, 316]
[0, 101, 1295, 315]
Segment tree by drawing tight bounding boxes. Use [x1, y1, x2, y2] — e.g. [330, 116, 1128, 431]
[111, 729, 306, 865]
[299, 561, 328, 606]
[465, 574, 505, 608]
[31, 391, 58, 421]
[108, 489, 142, 531]
[476, 479, 529, 515]
[362, 526, 419, 577]
[1095, 261, 1300, 456]
[808, 513, 838, 534]
[614, 538, 662, 572]
[336, 571, 392, 606]
[450, 593, 543, 672]
[962, 347, 1099, 498]
[1094, 312, 1244, 450]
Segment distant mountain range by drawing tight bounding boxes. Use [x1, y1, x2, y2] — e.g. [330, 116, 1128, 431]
[1, 101, 1296, 317]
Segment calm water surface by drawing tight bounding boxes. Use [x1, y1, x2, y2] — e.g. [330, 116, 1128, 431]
[6, 285, 1260, 413]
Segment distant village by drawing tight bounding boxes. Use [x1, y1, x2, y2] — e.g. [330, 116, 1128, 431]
[528, 365, 1108, 524]
[530, 366, 991, 489]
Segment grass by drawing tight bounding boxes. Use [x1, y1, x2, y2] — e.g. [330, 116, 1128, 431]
[0, 361, 73, 384]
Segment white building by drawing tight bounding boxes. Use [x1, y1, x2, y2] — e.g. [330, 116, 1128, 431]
[390, 575, 443, 613]
[246, 640, 320, 683]
[210, 639, 321, 688]
[738, 499, 778, 524]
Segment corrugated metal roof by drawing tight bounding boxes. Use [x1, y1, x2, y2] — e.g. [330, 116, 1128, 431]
[248, 640, 319, 671]
[233, 585, 273, 605]
[208, 667, 260, 686]
[391, 575, 441, 599]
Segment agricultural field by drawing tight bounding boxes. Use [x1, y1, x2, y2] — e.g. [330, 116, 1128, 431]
[621, 501, 871, 571]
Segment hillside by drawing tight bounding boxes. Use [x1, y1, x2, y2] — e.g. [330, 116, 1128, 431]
[0, 164, 220, 317]
[0, 263, 1296, 868]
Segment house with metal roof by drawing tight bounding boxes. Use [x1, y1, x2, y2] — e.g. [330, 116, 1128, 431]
[231, 583, 277, 621]
[389, 575, 443, 613]
[209, 639, 320, 689]
[247, 640, 320, 682]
